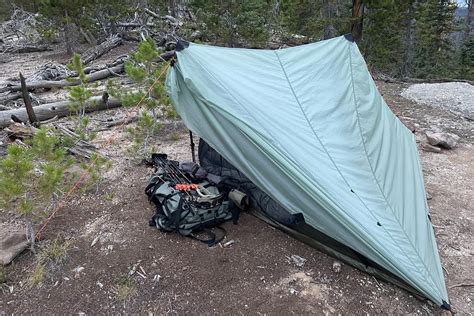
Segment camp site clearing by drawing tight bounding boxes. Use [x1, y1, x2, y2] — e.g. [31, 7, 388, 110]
[0, 42, 473, 315]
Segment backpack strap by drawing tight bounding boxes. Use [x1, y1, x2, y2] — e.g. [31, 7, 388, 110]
[189, 226, 227, 247]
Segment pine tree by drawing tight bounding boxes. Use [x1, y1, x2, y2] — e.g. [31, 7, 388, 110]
[362, 1, 414, 77]
[279, 0, 351, 40]
[460, 37, 474, 79]
[412, 0, 458, 78]
[39, 0, 94, 54]
[190, 0, 272, 47]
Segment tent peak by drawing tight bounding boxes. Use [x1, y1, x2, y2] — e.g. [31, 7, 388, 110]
[176, 40, 190, 51]
[344, 33, 354, 42]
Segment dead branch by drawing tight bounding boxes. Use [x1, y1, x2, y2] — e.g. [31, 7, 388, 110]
[19, 72, 38, 125]
[0, 95, 122, 128]
[106, 115, 138, 128]
[53, 123, 105, 159]
[81, 34, 122, 65]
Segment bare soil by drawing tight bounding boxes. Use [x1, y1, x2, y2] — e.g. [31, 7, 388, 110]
[0, 46, 473, 315]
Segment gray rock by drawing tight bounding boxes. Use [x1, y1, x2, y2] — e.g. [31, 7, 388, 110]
[0, 224, 29, 265]
[426, 131, 460, 149]
[421, 143, 442, 153]
[288, 255, 306, 267]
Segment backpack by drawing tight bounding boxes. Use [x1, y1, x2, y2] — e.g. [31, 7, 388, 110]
[145, 154, 240, 246]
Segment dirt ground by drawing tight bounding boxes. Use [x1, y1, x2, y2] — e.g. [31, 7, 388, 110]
[0, 44, 473, 315]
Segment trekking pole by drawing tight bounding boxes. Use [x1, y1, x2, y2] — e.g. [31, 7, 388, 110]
[168, 161, 192, 183]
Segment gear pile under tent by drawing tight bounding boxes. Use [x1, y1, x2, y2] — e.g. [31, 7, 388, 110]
[164, 35, 450, 309]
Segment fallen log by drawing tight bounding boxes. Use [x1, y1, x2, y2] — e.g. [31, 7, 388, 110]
[0, 92, 22, 105]
[81, 34, 122, 65]
[0, 64, 125, 93]
[0, 50, 175, 94]
[0, 95, 122, 128]
[5, 122, 38, 139]
[0, 44, 52, 54]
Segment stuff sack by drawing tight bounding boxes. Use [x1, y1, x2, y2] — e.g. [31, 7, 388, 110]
[146, 154, 238, 246]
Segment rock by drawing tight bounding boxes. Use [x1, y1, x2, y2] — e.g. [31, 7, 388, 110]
[425, 132, 460, 149]
[0, 224, 29, 265]
[288, 255, 306, 267]
[421, 143, 442, 153]
[426, 192, 433, 200]
[332, 261, 342, 273]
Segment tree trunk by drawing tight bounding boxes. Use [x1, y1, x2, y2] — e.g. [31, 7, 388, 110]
[401, 2, 416, 77]
[351, 0, 365, 43]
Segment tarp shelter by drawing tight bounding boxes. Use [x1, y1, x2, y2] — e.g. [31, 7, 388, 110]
[165, 35, 449, 308]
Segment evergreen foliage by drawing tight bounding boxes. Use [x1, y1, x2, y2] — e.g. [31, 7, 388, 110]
[0, 128, 72, 220]
[412, 0, 458, 78]
[108, 38, 173, 156]
[460, 37, 474, 79]
[66, 54, 96, 141]
[5, 0, 470, 80]
[190, 0, 272, 47]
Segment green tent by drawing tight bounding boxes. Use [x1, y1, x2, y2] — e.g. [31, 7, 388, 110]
[165, 35, 449, 308]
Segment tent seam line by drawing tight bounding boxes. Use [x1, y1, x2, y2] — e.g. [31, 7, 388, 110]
[347, 42, 441, 296]
[273, 51, 355, 194]
[275, 49, 437, 298]
[273, 50, 394, 257]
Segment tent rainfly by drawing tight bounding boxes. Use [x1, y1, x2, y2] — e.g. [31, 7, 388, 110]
[165, 35, 450, 309]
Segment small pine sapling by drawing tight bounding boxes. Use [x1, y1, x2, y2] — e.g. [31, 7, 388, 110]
[0, 128, 73, 240]
[107, 38, 174, 157]
[67, 53, 95, 140]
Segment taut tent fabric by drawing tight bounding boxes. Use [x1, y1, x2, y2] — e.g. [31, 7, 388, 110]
[165, 35, 449, 306]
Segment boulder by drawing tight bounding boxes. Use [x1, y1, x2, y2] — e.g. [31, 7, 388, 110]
[0, 224, 29, 265]
[425, 131, 460, 149]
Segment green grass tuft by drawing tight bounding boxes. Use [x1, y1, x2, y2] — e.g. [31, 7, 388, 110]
[115, 276, 137, 300]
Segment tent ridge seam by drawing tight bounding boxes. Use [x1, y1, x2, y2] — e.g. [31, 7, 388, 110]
[275, 47, 438, 299]
[347, 43, 442, 297]
[272, 51, 352, 190]
[272, 50, 394, 258]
